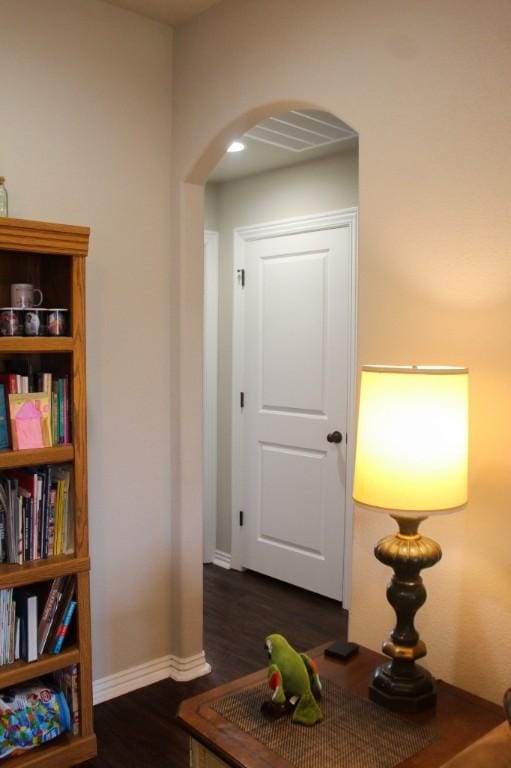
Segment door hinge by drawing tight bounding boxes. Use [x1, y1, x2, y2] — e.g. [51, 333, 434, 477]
[240, 391, 245, 408]
[239, 510, 244, 526]
[237, 268, 245, 287]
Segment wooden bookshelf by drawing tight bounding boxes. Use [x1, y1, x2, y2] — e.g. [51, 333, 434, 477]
[0, 217, 97, 766]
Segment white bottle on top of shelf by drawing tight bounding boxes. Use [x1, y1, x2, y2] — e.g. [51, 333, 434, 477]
[0, 178, 7, 217]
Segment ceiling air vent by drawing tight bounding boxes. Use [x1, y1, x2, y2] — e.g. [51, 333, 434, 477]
[245, 110, 356, 152]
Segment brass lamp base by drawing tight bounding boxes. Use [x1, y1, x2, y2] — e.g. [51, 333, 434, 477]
[370, 514, 442, 713]
[370, 660, 437, 713]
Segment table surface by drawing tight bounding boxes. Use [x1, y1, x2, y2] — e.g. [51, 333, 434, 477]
[177, 644, 505, 768]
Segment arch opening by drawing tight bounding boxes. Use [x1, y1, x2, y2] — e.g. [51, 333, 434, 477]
[200, 103, 359, 636]
[185, 100, 358, 185]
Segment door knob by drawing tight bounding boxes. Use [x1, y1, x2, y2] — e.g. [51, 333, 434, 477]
[327, 431, 343, 444]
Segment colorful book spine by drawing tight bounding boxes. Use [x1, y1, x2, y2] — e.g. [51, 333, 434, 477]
[52, 388, 59, 445]
[47, 484, 56, 557]
[0, 375, 15, 449]
[22, 494, 31, 562]
[63, 376, 69, 444]
[0, 589, 16, 666]
[40, 467, 50, 560]
[0, 385, 9, 450]
[54, 480, 62, 556]
[50, 600, 76, 654]
[58, 378, 64, 444]
[37, 576, 64, 655]
[15, 496, 23, 565]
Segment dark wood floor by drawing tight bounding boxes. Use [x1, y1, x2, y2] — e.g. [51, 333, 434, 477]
[78, 564, 347, 768]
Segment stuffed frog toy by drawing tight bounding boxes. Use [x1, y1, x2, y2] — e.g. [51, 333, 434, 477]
[261, 633, 322, 726]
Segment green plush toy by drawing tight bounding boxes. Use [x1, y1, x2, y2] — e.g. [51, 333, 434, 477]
[262, 633, 323, 726]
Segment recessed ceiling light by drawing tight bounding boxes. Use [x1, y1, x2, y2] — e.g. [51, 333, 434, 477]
[227, 141, 245, 153]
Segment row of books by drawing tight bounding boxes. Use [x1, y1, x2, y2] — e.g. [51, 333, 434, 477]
[0, 465, 73, 565]
[0, 371, 70, 451]
[0, 578, 76, 666]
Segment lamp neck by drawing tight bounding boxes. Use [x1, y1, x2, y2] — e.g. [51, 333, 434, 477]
[390, 514, 428, 539]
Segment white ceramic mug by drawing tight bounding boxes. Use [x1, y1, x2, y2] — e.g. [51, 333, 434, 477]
[47, 308, 68, 336]
[10, 283, 43, 308]
[24, 308, 47, 336]
[0, 308, 23, 336]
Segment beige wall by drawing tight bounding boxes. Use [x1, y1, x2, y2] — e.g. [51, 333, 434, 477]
[206, 149, 358, 554]
[173, 0, 511, 703]
[204, 183, 220, 231]
[0, 0, 173, 681]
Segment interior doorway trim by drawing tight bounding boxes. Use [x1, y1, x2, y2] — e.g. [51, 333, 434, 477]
[230, 207, 358, 607]
[203, 229, 219, 563]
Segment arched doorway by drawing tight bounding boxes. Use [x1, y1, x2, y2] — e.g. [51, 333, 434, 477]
[170, 102, 358, 679]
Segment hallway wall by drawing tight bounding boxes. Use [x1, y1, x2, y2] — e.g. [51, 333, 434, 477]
[172, 0, 511, 704]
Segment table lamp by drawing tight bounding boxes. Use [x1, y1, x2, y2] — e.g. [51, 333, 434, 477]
[353, 365, 468, 713]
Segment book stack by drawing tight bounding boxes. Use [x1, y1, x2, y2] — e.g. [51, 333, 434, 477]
[0, 371, 70, 450]
[0, 465, 73, 565]
[37, 576, 76, 656]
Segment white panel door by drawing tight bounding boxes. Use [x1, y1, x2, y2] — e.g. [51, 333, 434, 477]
[242, 225, 351, 600]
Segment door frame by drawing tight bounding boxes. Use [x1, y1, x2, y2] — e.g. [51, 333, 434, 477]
[203, 230, 219, 563]
[230, 208, 358, 607]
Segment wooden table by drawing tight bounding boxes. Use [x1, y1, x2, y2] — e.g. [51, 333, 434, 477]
[177, 644, 505, 768]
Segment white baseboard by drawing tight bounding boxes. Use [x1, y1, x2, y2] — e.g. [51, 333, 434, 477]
[213, 550, 231, 569]
[168, 651, 212, 682]
[93, 651, 211, 704]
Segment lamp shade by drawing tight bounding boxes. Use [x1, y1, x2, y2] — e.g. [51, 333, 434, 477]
[353, 365, 468, 514]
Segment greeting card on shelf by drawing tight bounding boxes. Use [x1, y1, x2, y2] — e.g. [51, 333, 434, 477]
[8, 393, 52, 450]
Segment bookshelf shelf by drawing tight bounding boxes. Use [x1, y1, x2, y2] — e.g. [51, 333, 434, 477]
[0, 444, 74, 470]
[3, 734, 97, 768]
[0, 217, 96, 765]
[0, 555, 90, 589]
[0, 646, 80, 689]
[0, 338, 74, 354]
